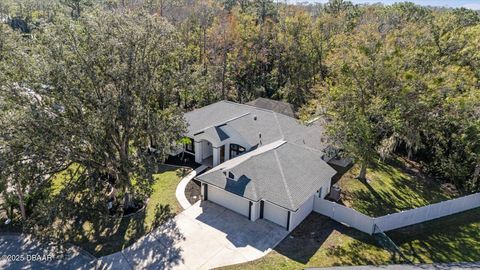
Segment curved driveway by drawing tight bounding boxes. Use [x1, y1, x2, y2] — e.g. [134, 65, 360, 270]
[1, 198, 287, 270]
[96, 201, 288, 269]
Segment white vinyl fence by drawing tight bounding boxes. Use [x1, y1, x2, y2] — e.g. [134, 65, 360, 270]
[313, 192, 480, 235]
[314, 198, 375, 234]
[374, 193, 480, 232]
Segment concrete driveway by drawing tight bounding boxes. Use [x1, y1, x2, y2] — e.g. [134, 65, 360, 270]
[97, 201, 289, 269]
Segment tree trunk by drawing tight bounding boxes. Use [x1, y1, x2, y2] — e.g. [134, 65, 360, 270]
[118, 134, 134, 210]
[221, 48, 227, 100]
[472, 162, 480, 187]
[203, 27, 207, 75]
[123, 187, 134, 209]
[358, 162, 367, 180]
[16, 182, 27, 220]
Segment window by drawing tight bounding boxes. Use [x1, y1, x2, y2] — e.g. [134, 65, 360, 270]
[185, 138, 195, 153]
[229, 144, 245, 158]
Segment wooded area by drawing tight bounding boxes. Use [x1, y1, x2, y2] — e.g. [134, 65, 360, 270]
[0, 0, 479, 231]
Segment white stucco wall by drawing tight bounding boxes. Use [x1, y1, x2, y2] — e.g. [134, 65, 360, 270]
[219, 125, 251, 150]
[324, 181, 331, 197]
[263, 201, 289, 228]
[251, 201, 261, 221]
[207, 185, 250, 217]
[318, 180, 331, 198]
[290, 194, 315, 230]
[201, 140, 213, 159]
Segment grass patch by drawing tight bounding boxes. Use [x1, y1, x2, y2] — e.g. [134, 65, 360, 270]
[389, 207, 480, 263]
[219, 213, 392, 270]
[336, 157, 455, 217]
[50, 163, 84, 196]
[143, 165, 189, 230]
[39, 164, 189, 257]
[221, 208, 480, 269]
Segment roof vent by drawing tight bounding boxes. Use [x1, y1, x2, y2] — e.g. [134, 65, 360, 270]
[259, 133, 262, 145]
[253, 115, 257, 121]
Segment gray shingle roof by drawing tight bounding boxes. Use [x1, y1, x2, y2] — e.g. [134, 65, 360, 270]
[196, 141, 336, 211]
[184, 101, 317, 147]
[198, 126, 230, 142]
[246, 98, 296, 118]
[186, 101, 336, 211]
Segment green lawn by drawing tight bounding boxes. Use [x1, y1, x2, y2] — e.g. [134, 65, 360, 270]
[219, 213, 392, 270]
[220, 208, 480, 270]
[220, 157, 477, 270]
[336, 158, 456, 217]
[50, 163, 84, 196]
[390, 207, 480, 263]
[45, 164, 189, 256]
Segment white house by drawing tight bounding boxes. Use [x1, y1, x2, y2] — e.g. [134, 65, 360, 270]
[180, 99, 345, 231]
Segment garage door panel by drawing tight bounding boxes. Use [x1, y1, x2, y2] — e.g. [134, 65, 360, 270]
[263, 201, 288, 228]
[208, 185, 249, 217]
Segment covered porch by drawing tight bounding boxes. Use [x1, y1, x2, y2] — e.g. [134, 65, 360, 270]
[194, 140, 229, 168]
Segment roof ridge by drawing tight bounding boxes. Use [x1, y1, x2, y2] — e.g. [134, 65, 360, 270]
[273, 150, 295, 210]
[207, 140, 286, 173]
[193, 112, 250, 135]
[223, 100, 298, 120]
[273, 111, 284, 139]
[185, 100, 229, 113]
[289, 140, 325, 155]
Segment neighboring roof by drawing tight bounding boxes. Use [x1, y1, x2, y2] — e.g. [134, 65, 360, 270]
[246, 98, 296, 118]
[196, 141, 337, 211]
[291, 118, 330, 152]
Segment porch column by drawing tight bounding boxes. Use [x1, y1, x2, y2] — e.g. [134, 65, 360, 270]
[201, 183, 208, 200]
[194, 141, 202, 163]
[213, 146, 221, 167]
[224, 143, 230, 161]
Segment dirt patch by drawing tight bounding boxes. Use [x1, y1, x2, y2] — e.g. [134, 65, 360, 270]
[185, 180, 201, 205]
[330, 162, 353, 185]
[273, 212, 386, 265]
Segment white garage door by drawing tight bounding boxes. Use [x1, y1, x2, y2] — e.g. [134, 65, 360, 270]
[264, 201, 289, 228]
[207, 185, 250, 217]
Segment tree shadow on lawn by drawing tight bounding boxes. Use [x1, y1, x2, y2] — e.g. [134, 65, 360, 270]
[343, 158, 454, 217]
[387, 208, 480, 264]
[330, 163, 354, 186]
[274, 213, 396, 266]
[35, 201, 176, 257]
[29, 170, 180, 258]
[97, 214, 186, 270]
[376, 159, 454, 203]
